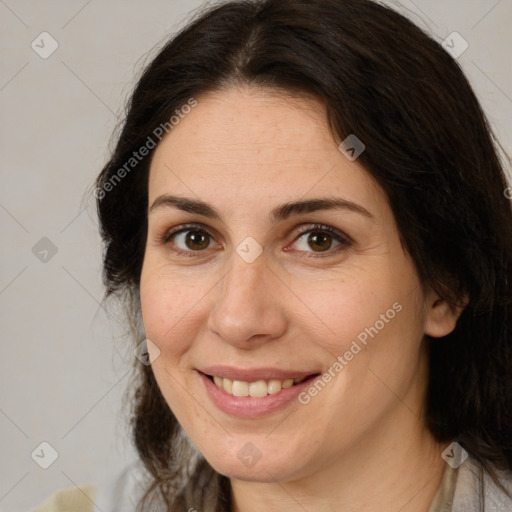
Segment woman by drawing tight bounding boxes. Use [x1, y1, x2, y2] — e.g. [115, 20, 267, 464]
[32, 0, 512, 510]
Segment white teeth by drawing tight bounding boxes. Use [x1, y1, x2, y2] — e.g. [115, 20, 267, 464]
[249, 380, 268, 398]
[223, 378, 233, 394]
[211, 375, 309, 396]
[267, 379, 282, 395]
[232, 380, 249, 397]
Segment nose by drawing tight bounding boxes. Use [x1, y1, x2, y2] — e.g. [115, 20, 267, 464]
[207, 250, 288, 349]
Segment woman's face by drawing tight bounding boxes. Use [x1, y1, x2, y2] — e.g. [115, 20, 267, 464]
[140, 86, 452, 483]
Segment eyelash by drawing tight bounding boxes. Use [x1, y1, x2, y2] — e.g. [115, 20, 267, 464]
[157, 223, 352, 258]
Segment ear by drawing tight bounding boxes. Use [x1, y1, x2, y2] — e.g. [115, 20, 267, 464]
[424, 287, 469, 338]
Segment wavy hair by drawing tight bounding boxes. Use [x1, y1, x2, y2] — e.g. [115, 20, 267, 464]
[95, 0, 512, 510]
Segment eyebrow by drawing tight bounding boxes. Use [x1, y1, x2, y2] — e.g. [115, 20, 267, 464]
[149, 194, 375, 223]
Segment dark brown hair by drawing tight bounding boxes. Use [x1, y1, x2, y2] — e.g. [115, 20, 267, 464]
[96, 0, 512, 509]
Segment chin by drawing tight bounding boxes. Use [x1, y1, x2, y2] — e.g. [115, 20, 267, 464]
[212, 459, 294, 483]
[197, 439, 307, 483]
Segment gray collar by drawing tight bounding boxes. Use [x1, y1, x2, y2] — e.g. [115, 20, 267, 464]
[428, 457, 512, 512]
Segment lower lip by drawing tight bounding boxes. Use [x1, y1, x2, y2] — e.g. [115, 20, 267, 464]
[199, 372, 318, 418]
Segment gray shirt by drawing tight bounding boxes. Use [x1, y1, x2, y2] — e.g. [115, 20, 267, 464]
[428, 457, 512, 511]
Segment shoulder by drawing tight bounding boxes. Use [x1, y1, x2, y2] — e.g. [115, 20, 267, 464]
[29, 484, 96, 512]
[30, 460, 150, 512]
[452, 456, 512, 512]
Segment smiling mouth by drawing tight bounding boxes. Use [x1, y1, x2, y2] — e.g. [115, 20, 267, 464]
[204, 373, 320, 397]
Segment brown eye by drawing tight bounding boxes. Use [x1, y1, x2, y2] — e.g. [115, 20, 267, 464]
[289, 223, 352, 257]
[307, 231, 333, 252]
[183, 230, 210, 250]
[163, 227, 215, 253]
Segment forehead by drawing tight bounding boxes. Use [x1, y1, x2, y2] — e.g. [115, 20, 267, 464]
[148, 86, 387, 220]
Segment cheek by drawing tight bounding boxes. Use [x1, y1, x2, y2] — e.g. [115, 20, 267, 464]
[297, 260, 426, 412]
[327, 284, 426, 417]
[296, 266, 410, 358]
[139, 264, 205, 356]
[139, 268, 208, 416]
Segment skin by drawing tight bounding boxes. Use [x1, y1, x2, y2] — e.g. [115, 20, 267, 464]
[139, 86, 465, 512]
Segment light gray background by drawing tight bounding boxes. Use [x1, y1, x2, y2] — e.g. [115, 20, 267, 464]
[1, 1, 511, 511]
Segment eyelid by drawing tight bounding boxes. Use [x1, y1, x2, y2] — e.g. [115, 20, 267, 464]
[292, 223, 353, 245]
[157, 222, 352, 257]
[285, 223, 352, 257]
[157, 223, 219, 248]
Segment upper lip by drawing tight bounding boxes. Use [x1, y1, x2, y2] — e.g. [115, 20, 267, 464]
[198, 366, 319, 381]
